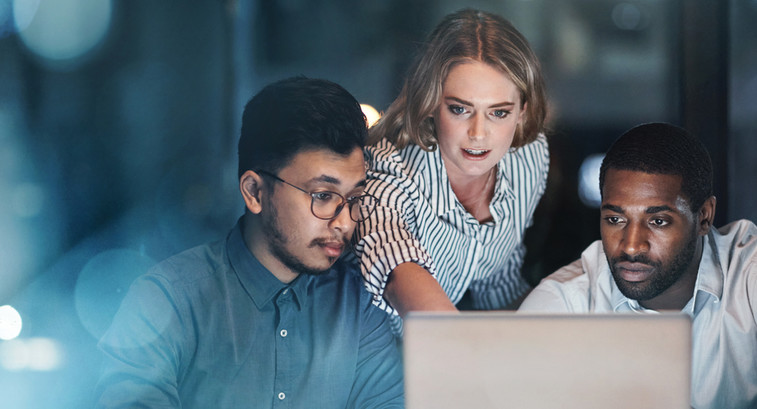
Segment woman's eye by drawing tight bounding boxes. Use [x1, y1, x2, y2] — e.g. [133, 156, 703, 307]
[448, 105, 466, 115]
[492, 109, 510, 118]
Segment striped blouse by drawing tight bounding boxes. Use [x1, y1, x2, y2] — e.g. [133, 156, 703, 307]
[354, 134, 550, 316]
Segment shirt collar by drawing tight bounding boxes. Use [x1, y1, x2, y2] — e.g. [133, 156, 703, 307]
[690, 229, 724, 305]
[610, 231, 724, 313]
[226, 218, 309, 311]
[425, 147, 515, 218]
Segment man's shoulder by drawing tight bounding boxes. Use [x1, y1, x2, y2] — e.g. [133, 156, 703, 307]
[148, 237, 229, 287]
[520, 240, 611, 312]
[544, 240, 608, 283]
[712, 219, 757, 282]
[715, 219, 757, 246]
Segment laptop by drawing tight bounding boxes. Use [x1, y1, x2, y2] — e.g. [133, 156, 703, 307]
[403, 312, 691, 409]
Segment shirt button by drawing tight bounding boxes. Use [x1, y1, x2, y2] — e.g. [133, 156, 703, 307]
[280, 329, 288, 337]
[282, 288, 289, 294]
[278, 392, 286, 400]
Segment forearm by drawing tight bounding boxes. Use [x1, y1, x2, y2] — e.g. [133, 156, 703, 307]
[384, 262, 457, 317]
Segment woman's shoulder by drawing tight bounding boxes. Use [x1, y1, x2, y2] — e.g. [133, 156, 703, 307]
[366, 139, 430, 179]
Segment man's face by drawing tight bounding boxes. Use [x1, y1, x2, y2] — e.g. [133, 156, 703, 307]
[600, 169, 701, 308]
[259, 147, 366, 278]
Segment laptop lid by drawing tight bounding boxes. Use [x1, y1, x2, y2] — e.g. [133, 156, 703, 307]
[403, 312, 691, 409]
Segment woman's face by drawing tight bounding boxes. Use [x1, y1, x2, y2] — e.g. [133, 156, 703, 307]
[433, 60, 525, 181]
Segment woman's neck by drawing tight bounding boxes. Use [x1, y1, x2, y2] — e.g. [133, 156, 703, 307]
[449, 167, 496, 223]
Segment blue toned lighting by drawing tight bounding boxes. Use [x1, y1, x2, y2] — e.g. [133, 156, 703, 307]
[14, 0, 112, 67]
[578, 153, 604, 208]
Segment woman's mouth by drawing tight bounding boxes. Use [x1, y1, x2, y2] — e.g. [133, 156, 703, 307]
[462, 148, 490, 160]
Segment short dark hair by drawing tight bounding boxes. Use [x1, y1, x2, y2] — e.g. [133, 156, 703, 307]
[237, 77, 367, 177]
[599, 122, 713, 211]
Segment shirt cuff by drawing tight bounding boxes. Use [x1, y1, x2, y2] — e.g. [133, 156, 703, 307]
[357, 236, 436, 315]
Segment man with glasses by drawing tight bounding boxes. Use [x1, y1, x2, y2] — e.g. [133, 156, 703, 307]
[95, 77, 404, 408]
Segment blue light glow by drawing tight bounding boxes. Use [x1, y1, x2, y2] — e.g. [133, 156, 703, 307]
[14, 0, 112, 67]
[0, 305, 22, 340]
[578, 154, 604, 208]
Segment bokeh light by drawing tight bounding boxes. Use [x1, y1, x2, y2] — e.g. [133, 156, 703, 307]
[0, 305, 22, 340]
[14, 0, 112, 67]
[0, 337, 63, 371]
[74, 249, 155, 340]
[360, 104, 381, 128]
[578, 154, 605, 208]
[611, 3, 647, 31]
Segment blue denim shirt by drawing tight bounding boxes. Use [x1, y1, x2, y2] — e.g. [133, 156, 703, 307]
[95, 220, 404, 408]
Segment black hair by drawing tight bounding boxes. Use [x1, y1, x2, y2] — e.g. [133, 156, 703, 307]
[237, 76, 367, 177]
[599, 122, 713, 211]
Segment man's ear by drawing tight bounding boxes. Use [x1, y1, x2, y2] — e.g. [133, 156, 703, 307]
[240, 170, 265, 215]
[696, 195, 717, 235]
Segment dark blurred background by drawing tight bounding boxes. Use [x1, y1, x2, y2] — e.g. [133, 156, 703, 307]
[0, 0, 755, 407]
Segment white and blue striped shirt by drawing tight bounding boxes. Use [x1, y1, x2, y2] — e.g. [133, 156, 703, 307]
[355, 134, 550, 315]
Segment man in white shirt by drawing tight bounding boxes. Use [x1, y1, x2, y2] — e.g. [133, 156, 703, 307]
[520, 122, 757, 409]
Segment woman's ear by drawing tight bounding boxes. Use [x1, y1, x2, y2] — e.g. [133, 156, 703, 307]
[697, 195, 717, 235]
[240, 170, 264, 214]
[518, 101, 528, 123]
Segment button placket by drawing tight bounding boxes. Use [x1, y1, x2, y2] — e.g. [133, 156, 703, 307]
[273, 287, 294, 407]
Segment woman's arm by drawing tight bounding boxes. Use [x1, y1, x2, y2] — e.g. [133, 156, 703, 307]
[384, 262, 457, 317]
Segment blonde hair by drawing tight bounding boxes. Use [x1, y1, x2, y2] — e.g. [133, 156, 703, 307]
[369, 9, 547, 150]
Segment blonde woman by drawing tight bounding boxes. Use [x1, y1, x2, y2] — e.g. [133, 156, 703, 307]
[355, 9, 549, 323]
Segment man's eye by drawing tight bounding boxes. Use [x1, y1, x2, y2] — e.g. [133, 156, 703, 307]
[605, 216, 621, 225]
[492, 109, 510, 118]
[651, 218, 669, 227]
[312, 192, 336, 202]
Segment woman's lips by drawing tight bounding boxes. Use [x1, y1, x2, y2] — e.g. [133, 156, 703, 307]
[461, 148, 491, 161]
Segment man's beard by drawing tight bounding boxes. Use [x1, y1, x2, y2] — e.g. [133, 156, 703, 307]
[262, 204, 346, 276]
[608, 228, 699, 302]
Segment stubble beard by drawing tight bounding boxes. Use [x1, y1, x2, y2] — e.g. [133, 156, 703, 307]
[608, 228, 698, 302]
[263, 204, 343, 277]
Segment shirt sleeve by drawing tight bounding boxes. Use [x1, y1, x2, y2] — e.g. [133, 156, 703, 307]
[346, 295, 405, 408]
[469, 134, 551, 309]
[748, 260, 757, 322]
[354, 141, 437, 314]
[518, 258, 587, 312]
[95, 273, 188, 409]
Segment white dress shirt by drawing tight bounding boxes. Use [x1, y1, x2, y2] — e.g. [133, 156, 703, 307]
[520, 219, 757, 409]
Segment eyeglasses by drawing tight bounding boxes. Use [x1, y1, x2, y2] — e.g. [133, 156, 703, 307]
[257, 170, 377, 222]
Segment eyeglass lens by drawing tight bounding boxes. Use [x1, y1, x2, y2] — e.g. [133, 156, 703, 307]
[311, 194, 375, 222]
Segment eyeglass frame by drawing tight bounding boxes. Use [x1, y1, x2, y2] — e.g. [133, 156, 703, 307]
[255, 170, 377, 222]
